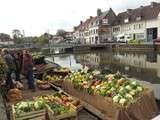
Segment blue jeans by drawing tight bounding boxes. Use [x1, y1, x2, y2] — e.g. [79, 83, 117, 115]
[15, 71, 20, 81]
[26, 69, 35, 89]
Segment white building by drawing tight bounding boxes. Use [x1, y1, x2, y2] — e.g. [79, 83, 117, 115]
[88, 17, 99, 44]
[112, 2, 160, 42]
[73, 8, 116, 44]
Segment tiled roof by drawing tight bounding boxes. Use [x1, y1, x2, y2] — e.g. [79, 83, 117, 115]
[74, 16, 96, 31]
[91, 10, 109, 26]
[116, 2, 160, 25]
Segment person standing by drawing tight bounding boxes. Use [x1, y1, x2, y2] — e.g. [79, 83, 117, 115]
[22, 50, 35, 91]
[2, 49, 15, 89]
[12, 51, 21, 82]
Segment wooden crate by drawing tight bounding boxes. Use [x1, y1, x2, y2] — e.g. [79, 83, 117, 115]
[47, 106, 77, 120]
[11, 105, 47, 120]
[49, 85, 83, 112]
[63, 81, 159, 120]
[49, 80, 63, 87]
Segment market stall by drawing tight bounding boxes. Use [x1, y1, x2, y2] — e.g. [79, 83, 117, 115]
[62, 69, 159, 120]
[36, 67, 70, 89]
[10, 90, 82, 120]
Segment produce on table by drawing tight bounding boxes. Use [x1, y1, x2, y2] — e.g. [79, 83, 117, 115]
[32, 52, 45, 65]
[32, 52, 44, 60]
[54, 67, 71, 74]
[36, 80, 48, 85]
[36, 80, 51, 90]
[47, 102, 73, 115]
[64, 70, 95, 91]
[34, 92, 81, 108]
[33, 94, 56, 103]
[14, 92, 79, 117]
[64, 69, 144, 106]
[14, 100, 46, 117]
[43, 75, 63, 82]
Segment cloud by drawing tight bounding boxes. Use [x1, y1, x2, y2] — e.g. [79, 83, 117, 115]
[0, 0, 159, 36]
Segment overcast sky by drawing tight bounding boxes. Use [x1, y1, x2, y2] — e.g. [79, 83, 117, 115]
[0, 0, 160, 36]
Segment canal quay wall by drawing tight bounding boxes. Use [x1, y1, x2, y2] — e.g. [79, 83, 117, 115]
[65, 44, 160, 53]
[112, 44, 155, 51]
[5, 43, 160, 53]
[112, 44, 160, 52]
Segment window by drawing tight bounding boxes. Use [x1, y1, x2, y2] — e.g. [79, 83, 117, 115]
[120, 36, 125, 39]
[139, 24, 143, 29]
[136, 33, 144, 40]
[134, 24, 143, 30]
[102, 19, 108, 25]
[96, 29, 98, 34]
[113, 27, 120, 32]
[124, 18, 129, 23]
[134, 25, 136, 30]
[92, 37, 94, 42]
[136, 16, 141, 21]
[139, 24, 141, 29]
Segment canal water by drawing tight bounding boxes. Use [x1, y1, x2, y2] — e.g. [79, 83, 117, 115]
[48, 50, 160, 105]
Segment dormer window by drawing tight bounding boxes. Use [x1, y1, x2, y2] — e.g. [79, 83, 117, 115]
[124, 18, 129, 23]
[102, 18, 108, 25]
[136, 16, 141, 21]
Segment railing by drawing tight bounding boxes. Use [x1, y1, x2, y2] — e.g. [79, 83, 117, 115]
[0, 42, 125, 49]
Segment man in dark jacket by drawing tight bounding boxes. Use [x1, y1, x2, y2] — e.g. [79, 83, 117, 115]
[2, 49, 15, 89]
[12, 51, 21, 82]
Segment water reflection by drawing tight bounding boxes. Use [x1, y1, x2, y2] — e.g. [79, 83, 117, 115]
[52, 51, 160, 100]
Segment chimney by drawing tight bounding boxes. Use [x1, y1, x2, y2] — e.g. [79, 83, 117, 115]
[97, 8, 102, 17]
[80, 21, 83, 25]
[127, 9, 132, 14]
[140, 6, 143, 8]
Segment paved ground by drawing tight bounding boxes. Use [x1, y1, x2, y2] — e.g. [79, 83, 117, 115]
[0, 92, 7, 120]
[78, 109, 100, 120]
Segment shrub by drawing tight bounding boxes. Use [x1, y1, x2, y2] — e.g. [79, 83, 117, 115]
[128, 39, 141, 44]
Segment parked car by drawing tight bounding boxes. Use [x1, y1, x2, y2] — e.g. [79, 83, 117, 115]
[117, 34, 131, 43]
[153, 38, 160, 43]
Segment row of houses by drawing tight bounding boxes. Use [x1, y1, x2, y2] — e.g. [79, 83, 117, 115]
[73, 2, 160, 44]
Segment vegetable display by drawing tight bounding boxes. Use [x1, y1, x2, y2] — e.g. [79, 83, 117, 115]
[32, 52, 45, 65]
[14, 100, 46, 117]
[32, 52, 44, 60]
[64, 69, 144, 106]
[43, 75, 63, 82]
[47, 102, 72, 115]
[34, 92, 81, 108]
[14, 92, 80, 117]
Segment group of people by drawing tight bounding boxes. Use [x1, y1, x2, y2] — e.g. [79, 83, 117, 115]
[0, 48, 35, 91]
